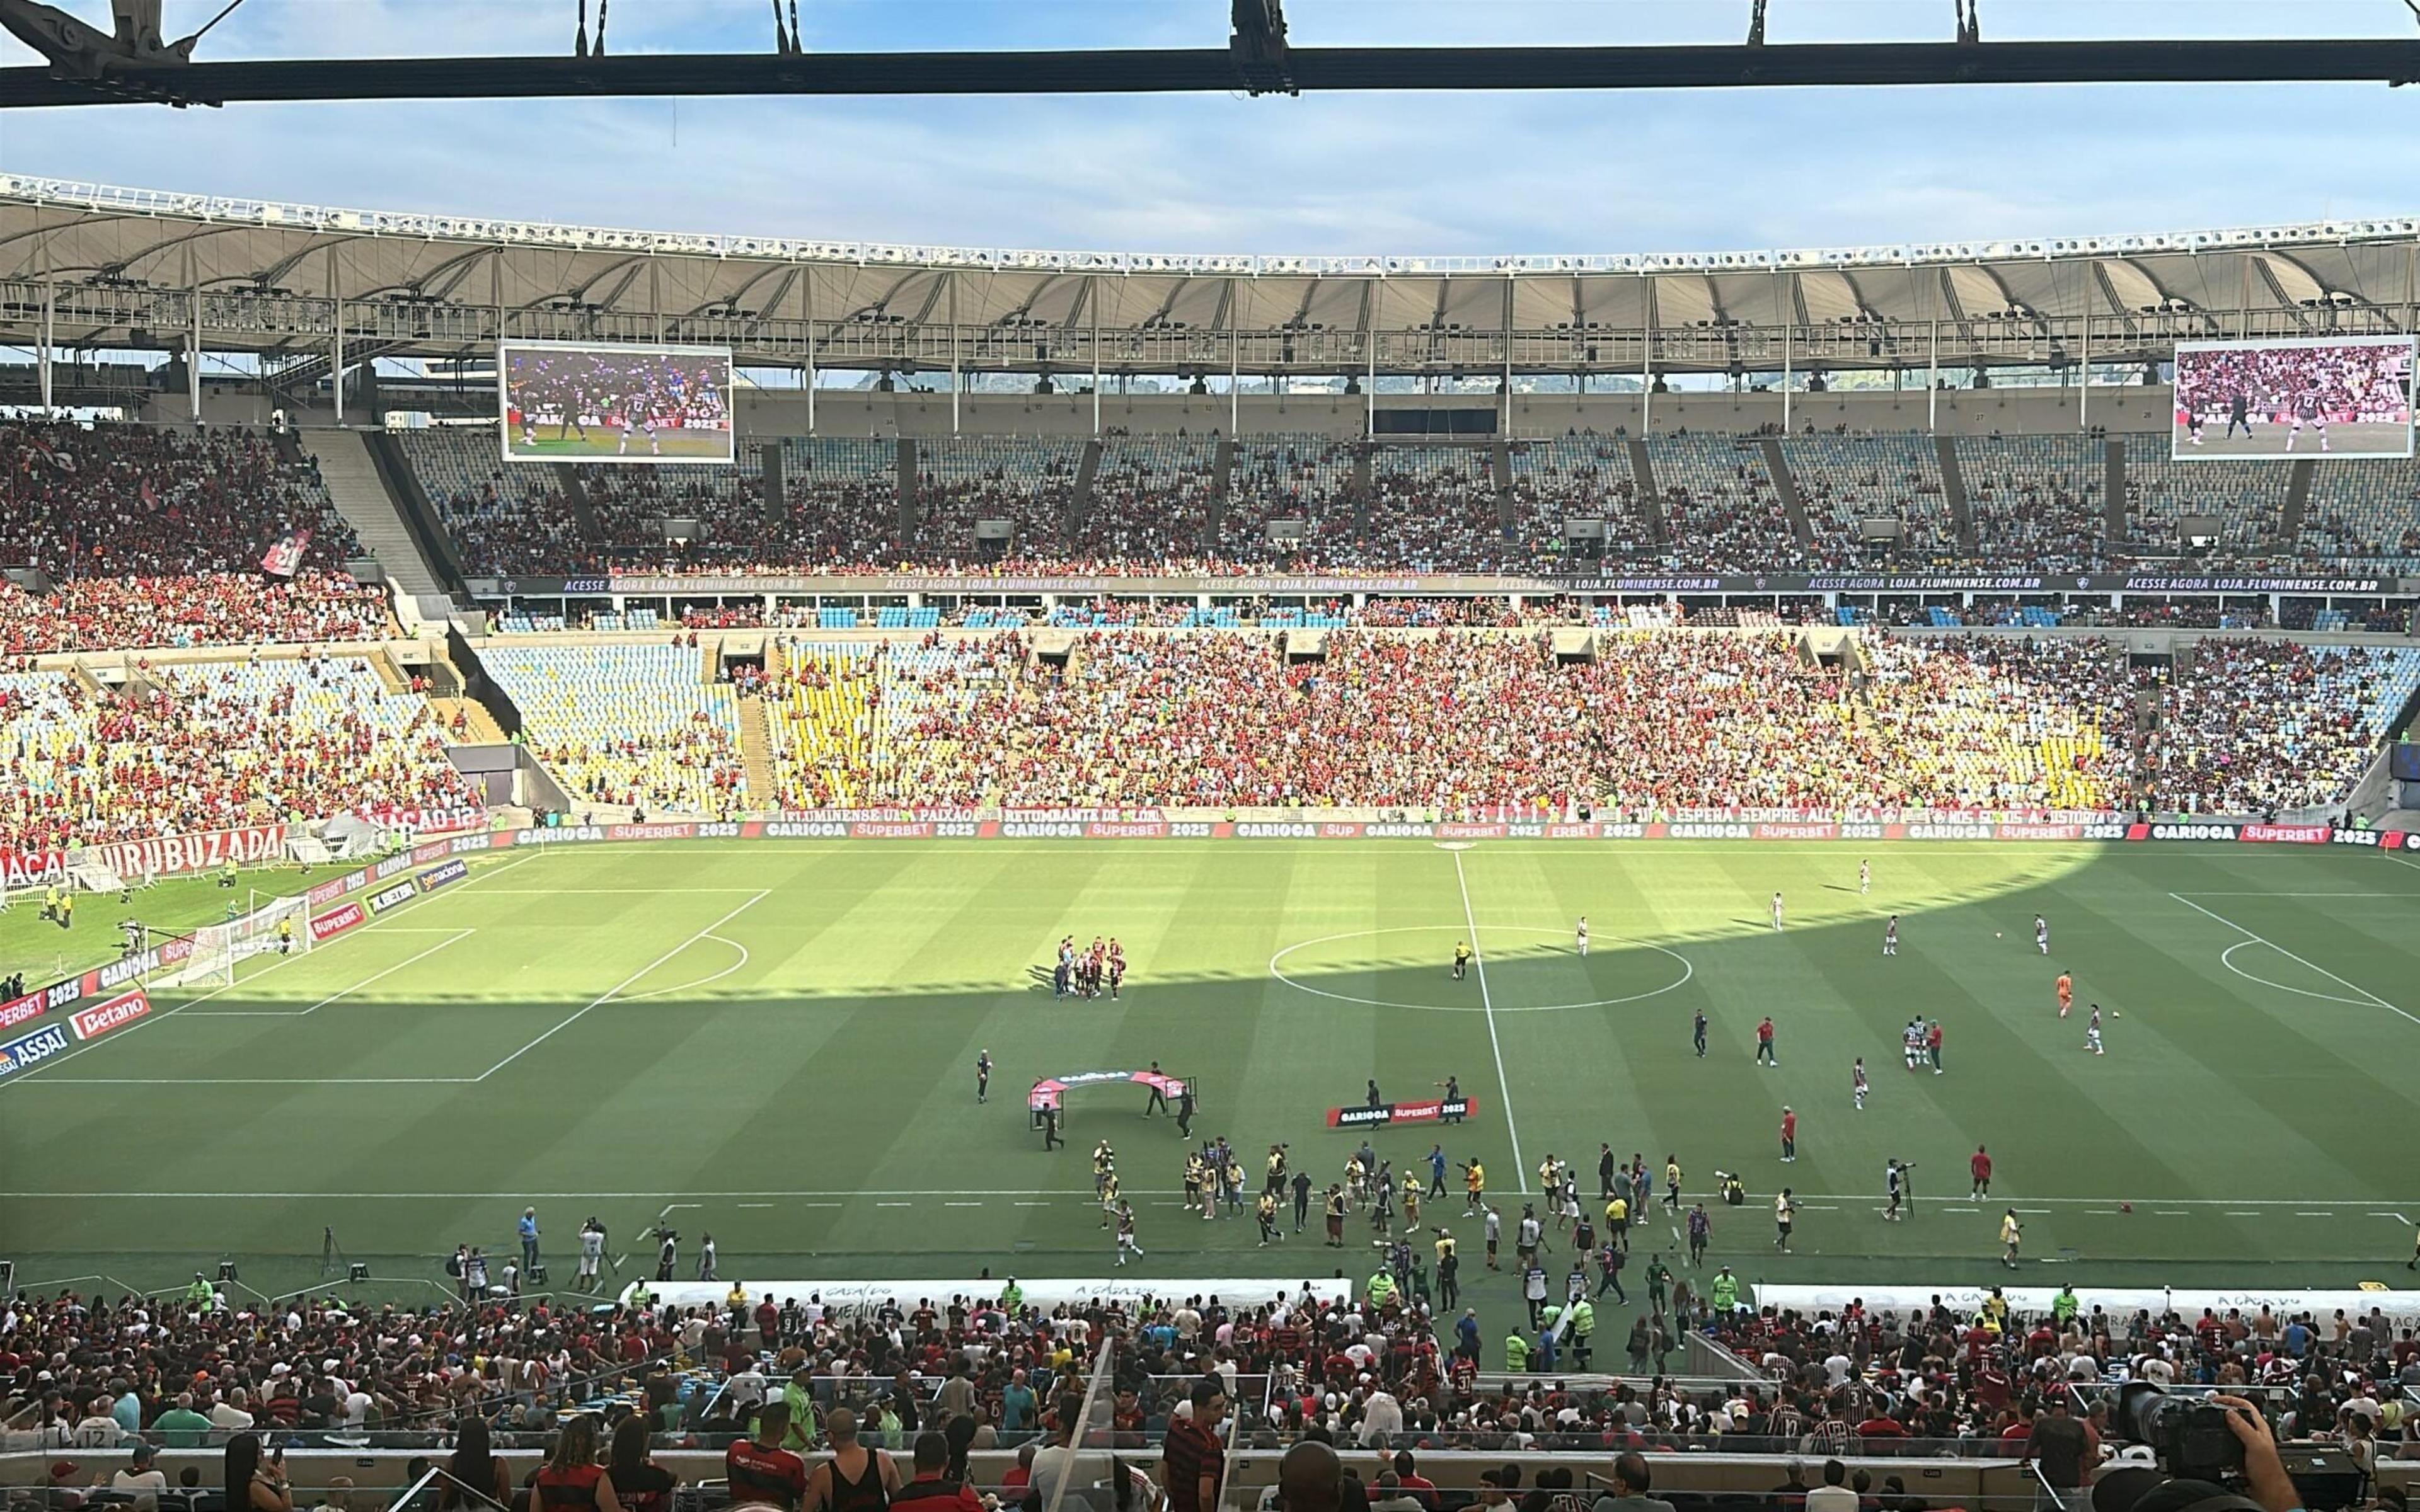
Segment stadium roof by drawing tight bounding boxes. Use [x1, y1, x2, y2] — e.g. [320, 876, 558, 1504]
[3, 175, 2414, 378]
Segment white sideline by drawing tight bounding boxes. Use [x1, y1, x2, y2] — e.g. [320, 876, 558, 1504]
[0, 852, 536, 1089]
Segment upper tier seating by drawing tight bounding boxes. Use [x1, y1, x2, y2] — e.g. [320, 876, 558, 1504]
[396, 425, 589, 575]
[1957, 433, 2107, 567]
[1783, 433, 1956, 563]
[1646, 436, 1802, 571]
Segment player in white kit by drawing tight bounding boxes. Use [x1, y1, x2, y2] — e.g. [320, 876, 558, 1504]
[1852, 1058, 1868, 1111]
[1858, 859, 1870, 895]
[2085, 1002, 2105, 1055]
[1882, 915, 1898, 956]
[1771, 891, 1784, 931]
[2034, 914, 2049, 956]
[1576, 915, 1589, 956]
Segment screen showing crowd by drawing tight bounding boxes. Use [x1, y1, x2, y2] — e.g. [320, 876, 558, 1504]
[2170, 335, 2414, 461]
[500, 341, 734, 464]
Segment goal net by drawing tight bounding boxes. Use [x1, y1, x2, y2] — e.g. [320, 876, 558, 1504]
[163, 894, 314, 988]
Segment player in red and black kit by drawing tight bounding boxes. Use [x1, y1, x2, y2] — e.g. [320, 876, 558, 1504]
[726, 1400, 809, 1511]
[1969, 1145, 1993, 1200]
[1107, 938, 1126, 1000]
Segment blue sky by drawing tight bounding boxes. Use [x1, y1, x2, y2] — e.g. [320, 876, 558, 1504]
[1, 1, 2412, 255]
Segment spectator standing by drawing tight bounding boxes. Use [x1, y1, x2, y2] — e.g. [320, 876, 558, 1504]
[533, 1419, 622, 1512]
[727, 1400, 809, 1512]
[440, 1415, 514, 1512]
[803, 1406, 901, 1512]
[226, 1435, 294, 1512]
[889, 1433, 984, 1512]
[1163, 1380, 1228, 1512]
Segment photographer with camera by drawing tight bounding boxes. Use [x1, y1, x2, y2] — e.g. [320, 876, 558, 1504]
[2094, 1390, 2324, 1512]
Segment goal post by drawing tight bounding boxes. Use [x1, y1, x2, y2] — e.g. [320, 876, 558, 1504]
[162, 891, 314, 989]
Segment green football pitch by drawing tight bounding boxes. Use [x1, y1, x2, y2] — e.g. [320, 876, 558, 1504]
[4, 839, 2417, 1327]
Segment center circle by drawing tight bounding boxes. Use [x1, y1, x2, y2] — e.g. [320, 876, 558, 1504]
[1268, 924, 1693, 1014]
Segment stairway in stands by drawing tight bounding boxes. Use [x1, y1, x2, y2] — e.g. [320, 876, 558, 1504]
[307, 429, 446, 597]
[737, 641, 777, 802]
[427, 697, 507, 745]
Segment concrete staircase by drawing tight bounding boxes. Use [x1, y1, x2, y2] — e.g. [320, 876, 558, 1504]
[1933, 435, 1978, 555]
[738, 695, 775, 803]
[1626, 437, 1669, 547]
[1206, 436, 1236, 553]
[366, 648, 411, 695]
[1758, 438, 1818, 553]
[555, 463, 604, 541]
[427, 696, 506, 745]
[1066, 437, 1104, 542]
[2105, 439, 2130, 545]
[309, 428, 444, 597]
[2281, 458, 2313, 547]
[1490, 439, 1517, 532]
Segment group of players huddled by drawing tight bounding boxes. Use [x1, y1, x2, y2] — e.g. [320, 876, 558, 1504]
[1051, 934, 1126, 999]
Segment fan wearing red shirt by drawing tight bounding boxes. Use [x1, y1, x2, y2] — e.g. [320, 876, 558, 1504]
[890, 1433, 984, 1512]
[725, 1400, 809, 1512]
[1389, 1450, 1438, 1510]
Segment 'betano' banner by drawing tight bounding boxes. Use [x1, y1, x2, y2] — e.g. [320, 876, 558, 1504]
[69, 988, 150, 1042]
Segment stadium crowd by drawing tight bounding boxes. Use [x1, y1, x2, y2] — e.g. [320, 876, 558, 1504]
[11, 1277, 2416, 1475]
[2148, 640, 2420, 815]
[754, 631, 2201, 816]
[0, 656, 483, 854]
[1, 423, 388, 653]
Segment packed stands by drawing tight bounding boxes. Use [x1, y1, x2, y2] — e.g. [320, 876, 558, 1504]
[1507, 435, 1653, 562]
[1957, 433, 2107, 566]
[913, 438, 1081, 558]
[1, 421, 356, 580]
[1079, 434, 1218, 563]
[1646, 436, 1802, 571]
[2149, 639, 2420, 815]
[2298, 455, 2420, 566]
[396, 425, 589, 575]
[1783, 432, 1956, 563]
[1354, 445, 1506, 571]
[577, 461, 758, 566]
[762, 636, 1021, 808]
[0, 655, 479, 853]
[1, 422, 388, 651]
[2122, 433, 2290, 553]
[778, 437, 903, 568]
[1862, 636, 2136, 810]
[1223, 433, 1355, 563]
[481, 643, 745, 815]
[740, 628, 2417, 815]
[0, 572, 392, 655]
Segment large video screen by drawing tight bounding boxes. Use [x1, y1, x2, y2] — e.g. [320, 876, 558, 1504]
[500, 340, 733, 464]
[2172, 335, 2414, 459]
